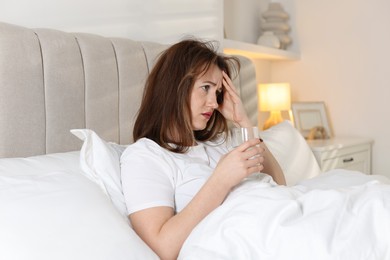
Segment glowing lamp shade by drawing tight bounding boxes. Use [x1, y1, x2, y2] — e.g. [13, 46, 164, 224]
[258, 83, 291, 130]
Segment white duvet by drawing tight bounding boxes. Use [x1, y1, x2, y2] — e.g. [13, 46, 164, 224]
[179, 170, 390, 260]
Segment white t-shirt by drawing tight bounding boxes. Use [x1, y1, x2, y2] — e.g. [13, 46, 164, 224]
[121, 137, 230, 215]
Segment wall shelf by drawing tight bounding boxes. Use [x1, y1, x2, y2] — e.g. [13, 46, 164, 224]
[223, 39, 300, 61]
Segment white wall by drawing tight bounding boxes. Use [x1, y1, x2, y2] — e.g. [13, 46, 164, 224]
[3, 0, 388, 177]
[270, 0, 390, 177]
[224, 0, 268, 44]
[0, 0, 223, 44]
[224, 0, 298, 53]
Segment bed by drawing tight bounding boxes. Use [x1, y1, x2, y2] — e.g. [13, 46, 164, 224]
[1, 21, 389, 260]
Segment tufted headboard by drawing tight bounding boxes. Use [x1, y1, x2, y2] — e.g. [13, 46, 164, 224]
[0, 22, 258, 158]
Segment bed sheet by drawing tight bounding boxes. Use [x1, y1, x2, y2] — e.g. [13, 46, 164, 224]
[179, 170, 390, 260]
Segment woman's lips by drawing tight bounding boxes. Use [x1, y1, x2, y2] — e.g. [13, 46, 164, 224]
[202, 112, 212, 119]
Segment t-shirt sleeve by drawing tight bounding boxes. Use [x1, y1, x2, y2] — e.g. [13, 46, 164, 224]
[120, 139, 176, 215]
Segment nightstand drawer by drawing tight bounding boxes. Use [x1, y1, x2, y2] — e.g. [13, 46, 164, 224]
[321, 150, 370, 173]
[307, 137, 373, 174]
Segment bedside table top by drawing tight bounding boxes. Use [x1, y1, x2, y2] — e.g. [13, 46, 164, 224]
[307, 136, 373, 152]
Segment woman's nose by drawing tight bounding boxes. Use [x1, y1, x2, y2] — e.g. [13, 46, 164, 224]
[207, 95, 218, 108]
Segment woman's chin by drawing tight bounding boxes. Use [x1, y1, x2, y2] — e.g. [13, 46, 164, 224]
[192, 124, 207, 131]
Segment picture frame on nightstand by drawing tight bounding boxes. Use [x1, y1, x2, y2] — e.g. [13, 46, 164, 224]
[292, 101, 332, 139]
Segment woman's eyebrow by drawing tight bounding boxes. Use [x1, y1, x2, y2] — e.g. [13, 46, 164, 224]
[202, 80, 217, 86]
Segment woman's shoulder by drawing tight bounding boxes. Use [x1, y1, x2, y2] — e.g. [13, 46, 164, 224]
[122, 138, 165, 157]
[121, 138, 179, 183]
[128, 137, 160, 149]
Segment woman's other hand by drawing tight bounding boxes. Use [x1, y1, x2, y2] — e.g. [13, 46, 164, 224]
[218, 71, 252, 127]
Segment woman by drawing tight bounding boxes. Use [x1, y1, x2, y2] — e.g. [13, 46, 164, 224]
[121, 39, 285, 260]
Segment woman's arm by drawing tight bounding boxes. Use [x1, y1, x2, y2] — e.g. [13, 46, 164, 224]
[219, 71, 286, 185]
[130, 174, 229, 260]
[130, 138, 263, 260]
[218, 71, 252, 127]
[260, 140, 286, 185]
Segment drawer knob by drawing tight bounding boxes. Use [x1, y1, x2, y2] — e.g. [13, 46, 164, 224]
[343, 157, 354, 163]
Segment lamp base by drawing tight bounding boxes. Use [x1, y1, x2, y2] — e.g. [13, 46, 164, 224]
[263, 111, 283, 130]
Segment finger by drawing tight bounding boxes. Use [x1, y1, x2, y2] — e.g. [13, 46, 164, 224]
[222, 71, 234, 86]
[222, 72, 239, 96]
[259, 155, 265, 164]
[255, 155, 265, 166]
[247, 162, 264, 175]
[245, 147, 261, 160]
[236, 138, 262, 152]
[244, 145, 262, 156]
[257, 145, 266, 155]
[223, 81, 239, 99]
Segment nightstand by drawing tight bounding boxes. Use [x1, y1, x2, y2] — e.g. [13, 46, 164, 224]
[307, 137, 373, 174]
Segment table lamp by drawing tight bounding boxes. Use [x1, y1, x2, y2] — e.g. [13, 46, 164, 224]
[258, 83, 291, 130]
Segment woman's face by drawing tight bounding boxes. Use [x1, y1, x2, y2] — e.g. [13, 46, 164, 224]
[190, 64, 223, 131]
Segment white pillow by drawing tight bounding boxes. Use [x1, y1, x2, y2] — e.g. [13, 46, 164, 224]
[0, 150, 81, 176]
[259, 120, 321, 186]
[0, 171, 158, 260]
[70, 129, 128, 217]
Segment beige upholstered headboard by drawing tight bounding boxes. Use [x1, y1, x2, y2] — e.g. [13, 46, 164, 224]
[0, 22, 258, 158]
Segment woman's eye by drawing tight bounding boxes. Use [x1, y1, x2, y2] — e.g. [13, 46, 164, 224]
[201, 85, 210, 92]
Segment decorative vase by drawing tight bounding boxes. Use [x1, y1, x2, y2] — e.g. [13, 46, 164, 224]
[260, 2, 292, 50]
[274, 32, 292, 50]
[257, 31, 280, 49]
[262, 3, 289, 20]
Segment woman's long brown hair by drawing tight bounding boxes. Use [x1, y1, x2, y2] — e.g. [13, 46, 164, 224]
[133, 39, 240, 153]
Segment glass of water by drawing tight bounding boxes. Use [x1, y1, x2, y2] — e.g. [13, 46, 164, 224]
[230, 126, 262, 177]
[230, 126, 259, 147]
